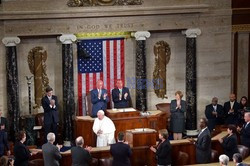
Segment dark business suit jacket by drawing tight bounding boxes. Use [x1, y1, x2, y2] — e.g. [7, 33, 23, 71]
[14, 141, 31, 166]
[42, 142, 62, 166]
[170, 100, 186, 133]
[221, 134, 239, 160]
[205, 104, 224, 131]
[91, 88, 109, 117]
[0, 117, 8, 130]
[41, 95, 59, 125]
[195, 128, 211, 164]
[0, 130, 9, 156]
[156, 139, 171, 165]
[224, 101, 240, 125]
[110, 142, 132, 166]
[240, 122, 250, 148]
[71, 146, 92, 166]
[112, 87, 131, 108]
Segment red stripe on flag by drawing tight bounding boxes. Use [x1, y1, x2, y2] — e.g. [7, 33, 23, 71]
[93, 73, 96, 89]
[120, 39, 125, 83]
[106, 40, 110, 94]
[86, 74, 90, 94]
[113, 40, 117, 85]
[78, 73, 83, 116]
[100, 73, 103, 83]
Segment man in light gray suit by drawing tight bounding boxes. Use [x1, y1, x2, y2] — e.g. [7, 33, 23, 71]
[189, 118, 211, 164]
[42, 132, 62, 166]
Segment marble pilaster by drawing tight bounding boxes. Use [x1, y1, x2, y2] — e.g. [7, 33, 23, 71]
[59, 34, 76, 142]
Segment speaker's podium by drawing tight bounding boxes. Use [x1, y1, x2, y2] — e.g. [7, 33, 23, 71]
[125, 128, 157, 147]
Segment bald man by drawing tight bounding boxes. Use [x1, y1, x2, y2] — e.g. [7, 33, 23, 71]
[92, 110, 116, 147]
[223, 93, 240, 125]
[91, 80, 109, 117]
[205, 97, 224, 131]
[238, 112, 250, 148]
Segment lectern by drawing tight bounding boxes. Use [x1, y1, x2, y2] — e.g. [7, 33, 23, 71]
[125, 128, 157, 147]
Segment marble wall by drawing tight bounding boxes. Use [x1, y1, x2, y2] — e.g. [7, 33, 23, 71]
[0, 0, 232, 125]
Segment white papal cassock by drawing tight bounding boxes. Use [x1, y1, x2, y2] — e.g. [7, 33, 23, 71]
[92, 116, 116, 147]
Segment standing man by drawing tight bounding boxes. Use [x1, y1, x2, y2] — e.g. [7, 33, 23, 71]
[41, 87, 59, 142]
[224, 93, 240, 125]
[112, 79, 131, 108]
[205, 97, 224, 131]
[92, 110, 116, 147]
[110, 132, 132, 166]
[71, 136, 92, 166]
[0, 124, 10, 157]
[189, 118, 211, 164]
[91, 80, 109, 117]
[42, 133, 62, 166]
[237, 112, 250, 148]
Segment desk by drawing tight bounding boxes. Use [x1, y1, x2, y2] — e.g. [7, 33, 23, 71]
[30, 131, 230, 166]
[75, 110, 167, 146]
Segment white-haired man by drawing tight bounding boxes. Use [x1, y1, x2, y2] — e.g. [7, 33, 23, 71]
[71, 136, 92, 166]
[219, 154, 229, 166]
[92, 110, 116, 147]
[42, 132, 62, 166]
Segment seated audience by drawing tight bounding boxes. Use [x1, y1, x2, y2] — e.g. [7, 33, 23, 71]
[42, 132, 62, 166]
[92, 110, 116, 147]
[237, 112, 250, 148]
[0, 156, 8, 166]
[150, 129, 171, 166]
[0, 124, 10, 157]
[219, 154, 229, 166]
[110, 132, 132, 166]
[71, 136, 92, 166]
[238, 96, 248, 126]
[189, 118, 211, 164]
[14, 131, 37, 166]
[91, 80, 109, 117]
[112, 79, 131, 108]
[0, 110, 8, 131]
[233, 153, 248, 166]
[205, 97, 224, 131]
[224, 93, 240, 125]
[219, 125, 239, 160]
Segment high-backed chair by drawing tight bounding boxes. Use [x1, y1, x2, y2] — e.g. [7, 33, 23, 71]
[155, 103, 171, 129]
[86, 93, 93, 116]
[99, 157, 113, 166]
[175, 151, 189, 165]
[211, 149, 219, 162]
[237, 145, 249, 159]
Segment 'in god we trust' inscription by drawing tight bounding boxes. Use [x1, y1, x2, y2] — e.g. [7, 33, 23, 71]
[77, 23, 134, 31]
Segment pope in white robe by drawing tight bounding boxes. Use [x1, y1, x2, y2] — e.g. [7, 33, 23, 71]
[92, 110, 116, 147]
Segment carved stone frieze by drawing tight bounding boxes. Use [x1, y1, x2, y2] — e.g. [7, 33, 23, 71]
[67, 0, 143, 7]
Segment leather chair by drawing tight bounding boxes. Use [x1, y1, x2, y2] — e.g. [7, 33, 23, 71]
[99, 157, 113, 166]
[86, 93, 93, 116]
[175, 151, 189, 165]
[29, 159, 44, 166]
[211, 149, 219, 162]
[237, 145, 249, 159]
[155, 103, 171, 129]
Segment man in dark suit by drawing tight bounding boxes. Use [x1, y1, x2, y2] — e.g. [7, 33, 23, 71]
[190, 118, 211, 164]
[238, 112, 250, 148]
[205, 97, 224, 131]
[224, 93, 240, 125]
[0, 124, 10, 157]
[42, 133, 62, 166]
[112, 79, 131, 108]
[110, 132, 132, 166]
[41, 87, 59, 142]
[0, 110, 8, 131]
[71, 136, 92, 166]
[233, 153, 248, 166]
[91, 80, 109, 117]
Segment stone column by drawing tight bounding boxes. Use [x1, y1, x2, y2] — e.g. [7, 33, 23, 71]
[134, 31, 151, 111]
[59, 34, 76, 143]
[2, 37, 21, 141]
[182, 28, 201, 130]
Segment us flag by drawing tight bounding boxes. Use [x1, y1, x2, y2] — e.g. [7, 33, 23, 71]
[77, 38, 125, 116]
